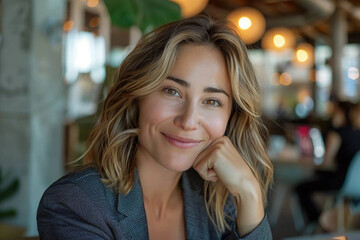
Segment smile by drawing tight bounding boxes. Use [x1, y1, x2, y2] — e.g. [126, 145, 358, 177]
[162, 133, 201, 149]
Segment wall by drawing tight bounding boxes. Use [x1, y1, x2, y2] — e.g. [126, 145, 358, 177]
[0, 0, 66, 236]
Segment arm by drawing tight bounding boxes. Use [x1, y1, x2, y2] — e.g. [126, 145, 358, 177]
[37, 182, 112, 240]
[221, 197, 272, 240]
[321, 131, 341, 169]
[224, 215, 272, 240]
[193, 136, 272, 239]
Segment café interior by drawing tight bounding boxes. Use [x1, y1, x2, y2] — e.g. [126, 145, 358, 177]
[1, 0, 360, 239]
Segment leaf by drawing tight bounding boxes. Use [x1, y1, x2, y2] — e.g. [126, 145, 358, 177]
[104, 0, 181, 33]
[136, 0, 181, 33]
[0, 209, 16, 219]
[0, 179, 19, 202]
[103, 0, 138, 28]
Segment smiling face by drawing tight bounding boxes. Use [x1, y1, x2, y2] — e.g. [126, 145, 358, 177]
[137, 44, 233, 172]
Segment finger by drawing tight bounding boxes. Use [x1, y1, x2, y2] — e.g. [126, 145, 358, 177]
[193, 148, 216, 174]
[207, 168, 217, 179]
[193, 136, 226, 164]
[193, 138, 223, 167]
[209, 176, 218, 183]
[203, 168, 218, 182]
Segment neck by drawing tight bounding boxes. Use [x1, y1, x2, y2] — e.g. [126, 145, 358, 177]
[136, 145, 182, 210]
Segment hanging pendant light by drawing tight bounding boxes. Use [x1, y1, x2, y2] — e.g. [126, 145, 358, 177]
[227, 7, 266, 45]
[294, 43, 314, 67]
[262, 27, 295, 52]
[171, 0, 209, 18]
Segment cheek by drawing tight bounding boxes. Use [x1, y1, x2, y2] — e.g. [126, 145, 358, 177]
[138, 97, 174, 129]
[203, 115, 229, 139]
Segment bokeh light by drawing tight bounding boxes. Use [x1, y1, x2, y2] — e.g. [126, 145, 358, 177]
[273, 34, 286, 48]
[279, 72, 292, 86]
[228, 7, 266, 44]
[262, 28, 295, 52]
[294, 43, 314, 67]
[238, 17, 252, 30]
[87, 0, 99, 8]
[348, 67, 359, 80]
[172, 0, 208, 18]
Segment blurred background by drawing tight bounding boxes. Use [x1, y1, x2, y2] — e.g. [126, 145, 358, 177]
[0, 0, 360, 239]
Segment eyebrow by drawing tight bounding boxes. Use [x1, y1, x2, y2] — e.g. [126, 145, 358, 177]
[204, 87, 229, 98]
[167, 76, 189, 87]
[166, 76, 230, 98]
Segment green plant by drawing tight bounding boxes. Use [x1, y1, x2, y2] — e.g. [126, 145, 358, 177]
[0, 169, 20, 220]
[104, 0, 181, 33]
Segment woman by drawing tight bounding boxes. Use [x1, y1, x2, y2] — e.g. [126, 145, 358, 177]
[37, 15, 273, 239]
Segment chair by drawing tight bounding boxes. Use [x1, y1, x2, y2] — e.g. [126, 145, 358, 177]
[335, 150, 360, 231]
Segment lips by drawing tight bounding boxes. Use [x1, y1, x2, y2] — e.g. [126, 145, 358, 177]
[162, 133, 202, 149]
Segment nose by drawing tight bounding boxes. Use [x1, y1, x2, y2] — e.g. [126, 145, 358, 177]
[174, 102, 200, 130]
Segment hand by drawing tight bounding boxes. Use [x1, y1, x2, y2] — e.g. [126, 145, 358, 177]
[193, 136, 259, 196]
[193, 136, 265, 236]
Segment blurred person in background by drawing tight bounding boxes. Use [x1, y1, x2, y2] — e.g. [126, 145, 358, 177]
[295, 101, 360, 230]
[37, 15, 273, 239]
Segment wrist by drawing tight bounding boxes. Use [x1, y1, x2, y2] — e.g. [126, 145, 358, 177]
[233, 182, 265, 236]
[231, 176, 262, 203]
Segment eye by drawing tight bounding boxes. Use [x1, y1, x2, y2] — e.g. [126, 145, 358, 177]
[203, 99, 223, 107]
[163, 87, 180, 97]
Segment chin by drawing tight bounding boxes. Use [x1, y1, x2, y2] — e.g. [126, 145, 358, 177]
[161, 155, 195, 173]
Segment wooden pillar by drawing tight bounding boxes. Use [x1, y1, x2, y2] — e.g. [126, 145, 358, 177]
[330, 6, 347, 100]
[0, 0, 65, 236]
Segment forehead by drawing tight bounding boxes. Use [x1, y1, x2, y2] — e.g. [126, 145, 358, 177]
[169, 44, 231, 90]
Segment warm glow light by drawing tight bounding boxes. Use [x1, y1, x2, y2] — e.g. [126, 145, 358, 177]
[228, 7, 266, 44]
[297, 49, 308, 62]
[238, 17, 252, 30]
[297, 89, 309, 102]
[293, 43, 314, 67]
[89, 17, 100, 28]
[270, 73, 280, 85]
[262, 28, 295, 52]
[87, 0, 99, 8]
[332, 237, 346, 240]
[63, 20, 74, 32]
[309, 69, 316, 82]
[279, 72, 292, 86]
[172, 0, 209, 18]
[273, 34, 286, 48]
[348, 67, 359, 80]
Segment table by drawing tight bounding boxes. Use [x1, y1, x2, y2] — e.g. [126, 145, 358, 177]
[283, 231, 360, 240]
[269, 159, 316, 231]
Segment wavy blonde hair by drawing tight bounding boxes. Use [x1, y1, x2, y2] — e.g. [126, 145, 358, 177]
[83, 15, 273, 232]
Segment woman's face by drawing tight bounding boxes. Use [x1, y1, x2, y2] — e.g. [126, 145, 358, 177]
[137, 44, 233, 172]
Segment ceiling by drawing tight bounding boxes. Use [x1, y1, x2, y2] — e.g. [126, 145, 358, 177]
[205, 0, 360, 45]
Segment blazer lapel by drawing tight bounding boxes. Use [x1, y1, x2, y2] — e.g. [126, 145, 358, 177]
[114, 169, 218, 240]
[182, 169, 216, 240]
[116, 171, 149, 240]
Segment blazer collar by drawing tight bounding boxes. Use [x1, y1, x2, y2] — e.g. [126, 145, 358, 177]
[116, 171, 149, 239]
[182, 169, 217, 240]
[115, 169, 214, 240]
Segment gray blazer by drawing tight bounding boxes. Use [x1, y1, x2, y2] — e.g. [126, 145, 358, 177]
[37, 167, 272, 239]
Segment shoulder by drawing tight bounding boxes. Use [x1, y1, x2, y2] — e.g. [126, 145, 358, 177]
[38, 167, 113, 209]
[37, 167, 118, 238]
[53, 167, 101, 185]
[50, 167, 104, 194]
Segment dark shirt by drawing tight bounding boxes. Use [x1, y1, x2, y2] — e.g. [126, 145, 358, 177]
[335, 126, 360, 179]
